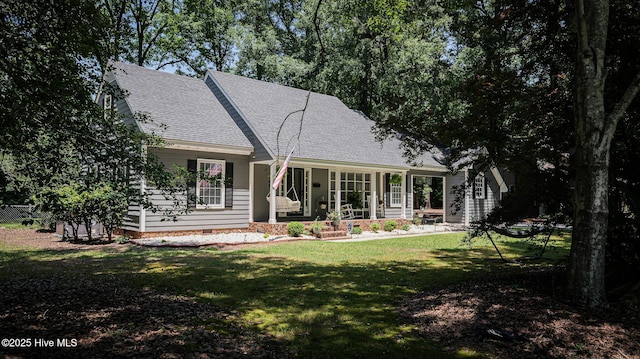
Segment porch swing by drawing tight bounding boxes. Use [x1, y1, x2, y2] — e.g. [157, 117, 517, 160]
[266, 169, 301, 212]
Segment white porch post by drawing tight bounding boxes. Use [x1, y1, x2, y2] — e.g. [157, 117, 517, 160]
[401, 171, 407, 219]
[139, 145, 147, 233]
[249, 162, 255, 223]
[464, 168, 470, 227]
[370, 172, 377, 220]
[334, 169, 341, 212]
[442, 176, 447, 223]
[269, 162, 277, 224]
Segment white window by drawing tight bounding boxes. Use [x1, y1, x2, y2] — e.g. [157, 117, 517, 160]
[390, 182, 402, 207]
[474, 173, 486, 199]
[388, 173, 403, 207]
[196, 159, 225, 209]
[329, 171, 371, 209]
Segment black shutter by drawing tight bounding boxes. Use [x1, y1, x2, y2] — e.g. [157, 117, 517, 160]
[484, 175, 488, 200]
[187, 160, 197, 208]
[225, 162, 234, 208]
[471, 177, 476, 199]
[385, 173, 390, 207]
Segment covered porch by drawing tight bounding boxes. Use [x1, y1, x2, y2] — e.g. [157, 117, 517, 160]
[249, 160, 449, 225]
[250, 160, 411, 224]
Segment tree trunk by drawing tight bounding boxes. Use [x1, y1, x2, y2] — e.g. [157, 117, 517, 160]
[568, 0, 640, 307]
[568, 146, 609, 307]
[567, 0, 609, 307]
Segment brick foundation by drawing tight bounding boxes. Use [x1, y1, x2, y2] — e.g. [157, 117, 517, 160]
[116, 218, 413, 239]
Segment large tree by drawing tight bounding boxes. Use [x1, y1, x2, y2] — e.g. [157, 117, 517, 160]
[567, 0, 640, 307]
[1, 0, 185, 227]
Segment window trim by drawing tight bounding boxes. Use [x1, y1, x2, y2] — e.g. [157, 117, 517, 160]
[474, 173, 486, 199]
[195, 158, 226, 209]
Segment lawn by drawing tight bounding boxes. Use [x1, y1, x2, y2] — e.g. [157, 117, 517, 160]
[0, 231, 571, 358]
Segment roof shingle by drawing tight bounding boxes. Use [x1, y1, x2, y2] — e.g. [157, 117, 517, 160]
[111, 62, 253, 150]
[208, 70, 444, 169]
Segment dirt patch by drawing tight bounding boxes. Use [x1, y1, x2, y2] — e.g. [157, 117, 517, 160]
[400, 269, 640, 358]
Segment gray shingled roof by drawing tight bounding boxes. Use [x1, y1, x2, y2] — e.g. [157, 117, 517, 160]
[208, 70, 445, 169]
[111, 62, 253, 150]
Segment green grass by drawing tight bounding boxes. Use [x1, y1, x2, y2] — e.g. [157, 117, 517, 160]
[0, 232, 571, 358]
[0, 221, 44, 229]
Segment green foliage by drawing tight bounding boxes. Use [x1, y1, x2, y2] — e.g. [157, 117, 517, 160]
[370, 223, 380, 233]
[351, 226, 362, 235]
[326, 210, 341, 222]
[35, 182, 129, 241]
[383, 220, 398, 232]
[90, 183, 128, 241]
[310, 218, 324, 234]
[286, 221, 305, 237]
[346, 191, 362, 209]
[116, 235, 130, 244]
[401, 223, 411, 231]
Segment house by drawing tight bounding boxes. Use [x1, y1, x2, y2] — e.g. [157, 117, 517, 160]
[105, 62, 513, 237]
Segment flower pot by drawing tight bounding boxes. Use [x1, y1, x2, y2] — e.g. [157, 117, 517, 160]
[332, 220, 341, 227]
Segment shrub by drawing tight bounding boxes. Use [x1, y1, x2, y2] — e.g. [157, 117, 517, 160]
[351, 226, 362, 235]
[287, 222, 305, 237]
[370, 223, 380, 233]
[116, 235, 130, 244]
[383, 220, 398, 232]
[401, 223, 411, 231]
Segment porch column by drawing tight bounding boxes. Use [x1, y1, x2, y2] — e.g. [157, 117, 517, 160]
[442, 176, 447, 223]
[249, 162, 254, 222]
[269, 162, 277, 224]
[370, 172, 377, 220]
[139, 145, 147, 233]
[464, 168, 470, 227]
[334, 169, 341, 212]
[401, 171, 407, 219]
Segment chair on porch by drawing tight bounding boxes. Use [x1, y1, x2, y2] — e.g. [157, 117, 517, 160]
[341, 204, 355, 220]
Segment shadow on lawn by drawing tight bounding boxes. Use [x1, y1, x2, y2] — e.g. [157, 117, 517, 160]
[0, 245, 521, 358]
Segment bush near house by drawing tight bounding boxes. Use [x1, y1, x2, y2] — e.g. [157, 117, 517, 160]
[384, 220, 398, 232]
[287, 222, 305, 237]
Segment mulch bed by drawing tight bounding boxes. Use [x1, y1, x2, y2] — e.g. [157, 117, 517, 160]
[400, 269, 640, 358]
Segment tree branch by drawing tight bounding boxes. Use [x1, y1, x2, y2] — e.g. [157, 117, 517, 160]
[313, 0, 325, 58]
[606, 70, 640, 133]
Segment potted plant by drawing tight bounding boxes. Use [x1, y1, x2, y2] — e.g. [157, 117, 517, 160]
[310, 217, 324, 235]
[326, 210, 341, 227]
[390, 173, 402, 184]
[347, 191, 362, 209]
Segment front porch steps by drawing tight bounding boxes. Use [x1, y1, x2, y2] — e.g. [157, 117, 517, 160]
[318, 230, 351, 240]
